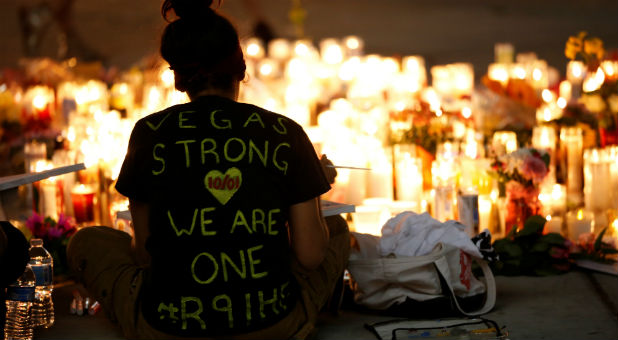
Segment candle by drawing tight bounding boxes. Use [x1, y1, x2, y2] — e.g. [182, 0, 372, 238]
[352, 205, 385, 236]
[343, 36, 364, 57]
[23, 86, 55, 122]
[545, 215, 563, 235]
[366, 148, 393, 200]
[320, 38, 344, 65]
[601, 60, 618, 81]
[478, 194, 493, 233]
[394, 145, 423, 204]
[559, 80, 572, 102]
[582, 67, 605, 93]
[488, 63, 510, 87]
[610, 146, 618, 210]
[110, 82, 134, 113]
[457, 191, 479, 237]
[560, 127, 584, 206]
[402, 55, 426, 89]
[566, 61, 585, 100]
[268, 38, 291, 60]
[532, 125, 557, 184]
[24, 141, 47, 173]
[532, 125, 557, 151]
[566, 209, 594, 241]
[436, 141, 459, 161]
[40, 178, 59, 219]
[530, 60, 549, 90]
[566, 61, 585, 83]
[434, 184, 457, 222]
[584, 148, 613, 213]
[72, 184, 96, 224]
[244, 37, 265, 59]
[544, 184, 567, 215]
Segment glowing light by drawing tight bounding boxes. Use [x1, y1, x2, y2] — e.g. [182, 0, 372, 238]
[583, 67, 605, 92]
[321, 40, 343, 65]
[338, 57, 360, 81]
[533, 68, 543, 81]
[259, 63, 273, 77]
[32, 95, 48, 110]
[541, 89, 554, 103]
[577, 209, 584, 221]
[461, 107, 472, 119]
[488, 63, 509, 86]
[345, 37, 360, 50]
[160, 68, 175, 88]
[294, 42, 310, 57]
[557, 97, 567, 109]
[570, 62, 583, 79]
[67, 126, 76, 143]
[117, 83, 129, 95]
[513, 65, 526, 79]
[245, 38, 264, 58]
[34, 160, 52, 172]
[601, 60, 617, 78]
[264, 98, 277, 111]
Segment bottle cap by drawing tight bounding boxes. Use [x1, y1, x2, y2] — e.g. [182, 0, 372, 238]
[30, 238, 44, 246]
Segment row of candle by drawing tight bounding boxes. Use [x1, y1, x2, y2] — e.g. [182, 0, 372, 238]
[9, 37, 617, 243]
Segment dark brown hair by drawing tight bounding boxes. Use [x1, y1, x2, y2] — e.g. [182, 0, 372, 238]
[160, 0, 246, 96]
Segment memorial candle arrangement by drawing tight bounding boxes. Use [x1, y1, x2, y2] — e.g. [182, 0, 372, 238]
[2, 34, 617, 249]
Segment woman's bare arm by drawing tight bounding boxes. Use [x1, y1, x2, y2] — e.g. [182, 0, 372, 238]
[288, 197, 329, 270]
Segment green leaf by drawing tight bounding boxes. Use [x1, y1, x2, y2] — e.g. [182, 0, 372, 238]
[517, 215, 546, 237]
[531, 242, 549, 253]
[506, 224, 518, 238]
[593, 227, 608, 251]
[501, 242, 523, 258]
[541, 233, 568, 246]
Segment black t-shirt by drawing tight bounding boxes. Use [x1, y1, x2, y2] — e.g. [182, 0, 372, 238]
[115, 95, 330, 336]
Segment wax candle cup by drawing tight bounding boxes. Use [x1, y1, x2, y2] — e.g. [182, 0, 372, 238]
[566, 209, 594, 241]
[545, 215, 563, 235]
[72, 184, 96, 224]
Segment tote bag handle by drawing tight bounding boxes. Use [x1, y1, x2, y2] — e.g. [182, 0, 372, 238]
[433, 255, 496, 316]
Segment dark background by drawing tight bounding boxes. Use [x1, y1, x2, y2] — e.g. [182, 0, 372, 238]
[1, 0, 617, 80]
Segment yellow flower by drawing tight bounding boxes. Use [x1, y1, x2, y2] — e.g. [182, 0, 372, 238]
[584, 37, 604, 60]
[565, 35, 583, 60]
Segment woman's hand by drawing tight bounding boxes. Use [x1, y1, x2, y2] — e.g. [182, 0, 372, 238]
[320, 154, 337, 184]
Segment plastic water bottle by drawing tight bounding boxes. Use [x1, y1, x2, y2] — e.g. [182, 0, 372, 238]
[4, 264, 35, 340]
[28, 238, 55, 328]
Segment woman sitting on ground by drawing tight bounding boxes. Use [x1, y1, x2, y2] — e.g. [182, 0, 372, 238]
[67, 0, 350, 339]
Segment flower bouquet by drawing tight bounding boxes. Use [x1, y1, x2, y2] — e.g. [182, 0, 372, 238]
[25, 212, 78, 279]
[571, 229, 618, 264]
[491, 148, 550, 234]
[491, 215, 572, 276]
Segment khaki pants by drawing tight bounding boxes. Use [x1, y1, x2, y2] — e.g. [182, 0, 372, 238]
[67, 216, 350, 340]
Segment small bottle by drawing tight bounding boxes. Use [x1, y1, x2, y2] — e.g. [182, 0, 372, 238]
[4, 264, 36, 340]
[28, 238, 55, 328]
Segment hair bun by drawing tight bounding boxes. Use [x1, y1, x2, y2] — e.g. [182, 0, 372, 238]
[162, 0, 214, 21]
